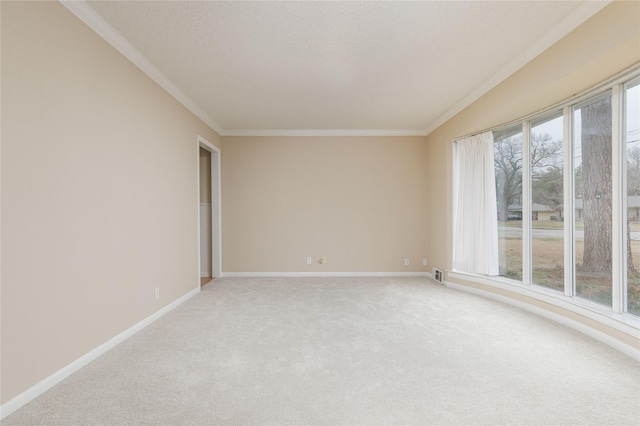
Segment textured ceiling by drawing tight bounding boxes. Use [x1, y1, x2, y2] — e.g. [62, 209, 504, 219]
[85, 1, 607, 135]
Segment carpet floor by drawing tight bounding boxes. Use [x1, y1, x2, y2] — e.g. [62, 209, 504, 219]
[2, 276, 639, 425]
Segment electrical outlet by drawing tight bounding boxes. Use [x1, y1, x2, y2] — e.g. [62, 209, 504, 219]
[422, 258, 428, 266]
[306, 256, 312, 265]
[154, 287, 160, 299]
[404, 258, 410, 266]
[320, 256, 327, 264]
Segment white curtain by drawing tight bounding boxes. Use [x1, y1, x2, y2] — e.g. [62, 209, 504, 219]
[452, 131, 499, 275]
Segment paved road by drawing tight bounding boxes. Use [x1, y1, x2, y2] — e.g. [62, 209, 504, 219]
[499, 226, 640, 241]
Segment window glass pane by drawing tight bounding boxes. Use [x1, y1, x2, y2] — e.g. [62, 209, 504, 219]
[573, 92, 612, 307]
[531, 114, 564, 291]
[494, 126, 523, 280]
[626, 80, 640, 316]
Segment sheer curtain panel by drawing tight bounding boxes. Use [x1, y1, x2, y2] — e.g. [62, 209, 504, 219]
[452, 131, 499, 275]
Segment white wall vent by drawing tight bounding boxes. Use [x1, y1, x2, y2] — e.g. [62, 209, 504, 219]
[432, 268, 445, 284]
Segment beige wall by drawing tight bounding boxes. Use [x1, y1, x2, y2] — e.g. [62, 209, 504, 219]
[425, 1, 640, 348]
[221, 136, 428, 273]
[199, 147, 211, 203]
[1, 1, 221, 403]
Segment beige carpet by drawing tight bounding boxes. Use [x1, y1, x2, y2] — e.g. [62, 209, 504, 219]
[3, 277, 639, 425]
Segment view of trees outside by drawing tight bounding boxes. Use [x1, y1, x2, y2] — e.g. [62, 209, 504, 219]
[494, 127, 522, 280]
[531, 115, 564, 290]
[626, 81, 640, 316]
[493, 122, 565, 286]
[490, 80, 639, 318]
[574, 93, 613, 307]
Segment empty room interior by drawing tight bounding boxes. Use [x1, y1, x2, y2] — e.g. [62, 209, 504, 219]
[1, 0, 640, 424]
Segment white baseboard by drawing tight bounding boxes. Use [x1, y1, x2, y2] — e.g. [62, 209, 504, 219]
[0, 287, 201, 420]
[220, 271, 430, 278]
[445, 281, 640, 362]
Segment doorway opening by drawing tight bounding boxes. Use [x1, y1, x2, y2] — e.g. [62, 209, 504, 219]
[197, 136, 221, 288]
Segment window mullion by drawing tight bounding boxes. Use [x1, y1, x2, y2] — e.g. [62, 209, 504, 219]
[563, 106, 575, 297]
[522, 122, 532, 285]
[612, 84, 625, 314]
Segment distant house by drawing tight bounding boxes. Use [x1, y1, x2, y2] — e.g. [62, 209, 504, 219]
[506, 204, 557, 221]
[575, 195, 640, 221]
[532, 204, 556, 221]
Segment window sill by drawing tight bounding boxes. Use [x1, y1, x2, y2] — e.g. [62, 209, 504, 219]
[447, 271, 640, 337]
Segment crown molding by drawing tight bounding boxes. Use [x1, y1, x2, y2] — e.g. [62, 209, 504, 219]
[423, 0, 611, 136]
[221, 129, 428, 137]
[59, 0, 225, 136]
[60, 0, 609, 139]
[60, 0, 424, 138]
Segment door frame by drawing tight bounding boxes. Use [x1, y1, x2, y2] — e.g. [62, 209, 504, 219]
[197, 135, 221, 285]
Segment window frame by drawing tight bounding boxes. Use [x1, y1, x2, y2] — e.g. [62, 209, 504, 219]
[572, 89, 615, 308]
[528, 111, 565, 292]
[622, 77, 640, 316]
[450, 65, 640, 333]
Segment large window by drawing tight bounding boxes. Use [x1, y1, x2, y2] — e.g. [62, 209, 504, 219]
[531, 114, 564, 291]
[455, 68, 640, 323]
[494, 126, 523, 280]
[573, 92, 613, 307]
[625, 78, 640, 316]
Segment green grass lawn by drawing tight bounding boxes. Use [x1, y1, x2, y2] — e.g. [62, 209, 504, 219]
[498, 236, 640, 316]
[502, 220, 567, 229]
[502, 220, 640, 231]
